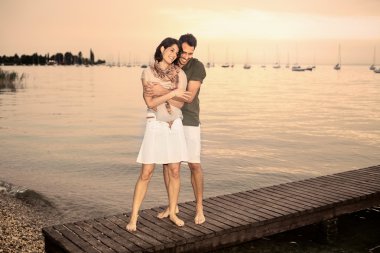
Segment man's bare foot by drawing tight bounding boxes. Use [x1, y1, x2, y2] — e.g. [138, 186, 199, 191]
[169, 214, 184, 227]
[126, 214, 138, 232]
[194, 211, 206, 224]
[157, 205, 179, 219]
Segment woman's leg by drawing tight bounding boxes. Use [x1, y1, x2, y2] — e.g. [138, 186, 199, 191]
[126, 164, 155, 231]
[167, 163, 184, 226]
[157, 164, 179, 218]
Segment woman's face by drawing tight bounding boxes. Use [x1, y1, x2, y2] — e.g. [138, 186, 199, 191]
[161, 44, 179, 64]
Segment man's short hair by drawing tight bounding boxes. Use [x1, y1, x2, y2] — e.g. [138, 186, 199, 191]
[179, 34, 197, 48]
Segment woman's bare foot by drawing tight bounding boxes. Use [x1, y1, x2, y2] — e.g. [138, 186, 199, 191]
[126, 214, 138, 232]
[157, 205, 179, 219]
[194, 211, 206, 224]
[169, 214, 184, 227]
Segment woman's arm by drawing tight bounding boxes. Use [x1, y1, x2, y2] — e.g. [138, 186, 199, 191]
[142, 78, 190, 109]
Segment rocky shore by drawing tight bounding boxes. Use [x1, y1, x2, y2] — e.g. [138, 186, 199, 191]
[0, 182, 62, 253]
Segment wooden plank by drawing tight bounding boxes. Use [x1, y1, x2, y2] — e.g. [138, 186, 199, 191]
[207, 196, 271, 221]
[108, 215, 156, 250]
[113, 214, 176, 251]
[175, 203, 224, 233]
[53, 225, 100, 253]
[277, 180, 351, 203]
[85, 219, 134, 253]
[181, 202, 238, 231]
[241, 189, 314, 213]
[284, 179, 353, 202]
[295, 177, 372, 200]
[96, 217, 143, 253]
[138, 211, 189, 245]
[203, 198, 255, 225]
[217, 193, 284, 218]
[268, 183, 351, 207]
[314, 172, 379, 192]
[218, 193, 289, 220]
[335, 173, 380, 187]
[231, 191, 298, 214]
[254, 186, 325, 207]
[112, 214, 164, 251]
[269, 181, 348, 204]
[227, 192, 301, 215]
[319, 175, 378, 196]
[43, 226, 86, 253]
[219, 193, 288, 215]
[278, 178, 357, 201]
[140, 208, 207, 248]
[148, 207, 208, 241]
[63, 223, 116, 253]
[330, 173, 380, 191]
[254, 183, 327, 206]
[245, 188, 315, 210]
[152, 206, 216, 238]
[142, 209, 201, 240]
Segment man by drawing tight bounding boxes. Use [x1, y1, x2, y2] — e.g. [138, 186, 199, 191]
[145, 34, 206, 224]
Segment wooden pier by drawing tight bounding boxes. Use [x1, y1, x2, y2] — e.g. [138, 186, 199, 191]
[43, 165, 380, 253]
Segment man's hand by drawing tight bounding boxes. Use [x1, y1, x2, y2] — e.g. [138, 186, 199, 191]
[143, 82, 169, 97]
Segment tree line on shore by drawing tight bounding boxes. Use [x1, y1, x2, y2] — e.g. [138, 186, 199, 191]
[0, 49, 106, 66]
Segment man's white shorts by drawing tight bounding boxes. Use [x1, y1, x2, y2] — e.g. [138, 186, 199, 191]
[183, 125, 201, 163]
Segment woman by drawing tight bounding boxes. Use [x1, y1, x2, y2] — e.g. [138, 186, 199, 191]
[126, 37, 191, 231]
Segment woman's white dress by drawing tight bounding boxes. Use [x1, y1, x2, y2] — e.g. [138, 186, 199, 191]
[136, 67, 188, 164]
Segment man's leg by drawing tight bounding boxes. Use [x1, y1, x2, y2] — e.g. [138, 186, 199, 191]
[189, 162, 205, 224]
[184, 125, 205, 224]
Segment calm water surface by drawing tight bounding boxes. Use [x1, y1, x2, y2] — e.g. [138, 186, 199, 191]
[1, 65, 379, 221]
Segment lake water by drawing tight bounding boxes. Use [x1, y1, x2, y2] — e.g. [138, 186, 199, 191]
[1, 65, 379, 222]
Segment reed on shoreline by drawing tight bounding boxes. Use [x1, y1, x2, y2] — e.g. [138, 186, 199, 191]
[0, 68, 25, 90]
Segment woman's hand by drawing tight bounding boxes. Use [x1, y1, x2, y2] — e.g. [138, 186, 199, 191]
[171, 89, 191, 101]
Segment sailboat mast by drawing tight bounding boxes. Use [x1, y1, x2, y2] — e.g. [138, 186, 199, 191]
[374, 46, 376, 66]
[338, 44, 341, 65]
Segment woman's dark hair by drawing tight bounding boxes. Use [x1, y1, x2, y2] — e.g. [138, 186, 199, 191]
[179, 33, 197, 48]
[154, 37, 180, 63]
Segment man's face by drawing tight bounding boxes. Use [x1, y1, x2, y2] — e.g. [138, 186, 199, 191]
[179, 42, 195, 66]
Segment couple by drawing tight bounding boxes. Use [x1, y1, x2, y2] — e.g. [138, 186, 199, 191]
[126, 34, 206, 231]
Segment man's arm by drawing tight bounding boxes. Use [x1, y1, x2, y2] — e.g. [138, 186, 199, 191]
[145, 81, 200, 103]
[185, 80, 201, 103]
[143, 82, 185, 108]
[142, 80, 190, 109]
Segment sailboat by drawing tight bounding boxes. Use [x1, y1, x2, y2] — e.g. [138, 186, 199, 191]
[311, 54, 316, 69]
[127, 52, 132, 67]
[334, 44, 341, 70]
[273, 45, 281, 68]
[221, 48, 230, 68]
[261, 52, 266, 68]
[206, 46, 211, 68]
[285, 52, 290, 68]
[369, 46, 376, 70]
[243, 49, 251, 69]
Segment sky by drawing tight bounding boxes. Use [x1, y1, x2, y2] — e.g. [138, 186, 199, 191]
[1, 0, 380, 65]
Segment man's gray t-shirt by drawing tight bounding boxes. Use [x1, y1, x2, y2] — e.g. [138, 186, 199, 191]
[181, 58, 206, 126]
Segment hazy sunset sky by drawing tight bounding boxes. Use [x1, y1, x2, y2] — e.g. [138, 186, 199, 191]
[1, 0, 380, 64]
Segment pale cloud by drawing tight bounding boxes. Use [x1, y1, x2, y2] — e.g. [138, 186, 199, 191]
[1, 0, 380, 64]
[160, 8, 380, 40]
